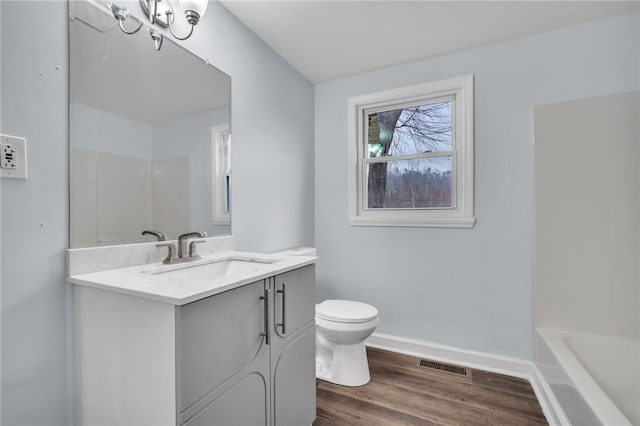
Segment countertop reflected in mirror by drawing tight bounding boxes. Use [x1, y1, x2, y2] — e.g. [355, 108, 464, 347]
[69, 0, 231, 249]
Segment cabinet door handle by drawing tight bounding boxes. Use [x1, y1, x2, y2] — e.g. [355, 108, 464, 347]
[260, 288, 271, 345]
[277, 283, 287, 334]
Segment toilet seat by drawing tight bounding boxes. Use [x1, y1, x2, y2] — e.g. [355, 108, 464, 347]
[316, 299, 378, 324]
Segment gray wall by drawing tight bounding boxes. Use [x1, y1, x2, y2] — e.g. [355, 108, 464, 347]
[0, 0, 4, 420]
[314, 12, 639, 360]
[0, 1, 314, 424]
[71, 103, 153, 158]
[1, 2, 70, 425]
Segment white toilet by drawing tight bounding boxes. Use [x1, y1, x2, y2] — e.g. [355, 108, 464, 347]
[315, 299, 379, 386]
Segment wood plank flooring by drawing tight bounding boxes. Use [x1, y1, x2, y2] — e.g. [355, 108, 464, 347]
[314, 347, 548, 426]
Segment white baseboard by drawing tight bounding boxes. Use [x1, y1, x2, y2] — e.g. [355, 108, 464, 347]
[365, 332, 566, 426]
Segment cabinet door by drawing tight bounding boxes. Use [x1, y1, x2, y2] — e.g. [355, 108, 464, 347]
[183, 372, 269, 426]
[271, 265, 316, 426]
[176, 279, 270, 423]
[273, 265, 316, 338]
[272, 325, 316, 426]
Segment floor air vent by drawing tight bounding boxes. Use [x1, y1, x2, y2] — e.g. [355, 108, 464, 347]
[419, 359, 469, 376]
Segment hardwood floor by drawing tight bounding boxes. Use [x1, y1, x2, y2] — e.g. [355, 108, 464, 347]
[314, 347, 548, 426]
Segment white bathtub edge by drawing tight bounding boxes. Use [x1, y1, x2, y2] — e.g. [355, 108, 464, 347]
[530, 363, 572, 426]
[366, 332, 565, 426]
[537, 328, 632, 426]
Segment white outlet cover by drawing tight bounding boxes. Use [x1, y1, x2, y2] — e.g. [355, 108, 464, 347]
[0, 134, 27, 180]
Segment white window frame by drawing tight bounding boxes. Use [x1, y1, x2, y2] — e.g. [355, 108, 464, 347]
[347, 75, 475, 228]
[211, 123, 231, 225]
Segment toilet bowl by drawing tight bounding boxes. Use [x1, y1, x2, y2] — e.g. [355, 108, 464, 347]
[315, 299, 379, 386]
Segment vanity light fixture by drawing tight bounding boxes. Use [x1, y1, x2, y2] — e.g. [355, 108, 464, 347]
[109, 3, 143, 35]
[109, 0, 208, 50]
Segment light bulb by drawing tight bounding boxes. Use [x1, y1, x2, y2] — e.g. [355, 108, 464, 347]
[179, 0, 208, 16]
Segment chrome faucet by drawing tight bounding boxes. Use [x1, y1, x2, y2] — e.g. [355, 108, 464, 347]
[156, 231, 208, 264]
[142, 230, 168, 241]
[177, 231, 208, 259]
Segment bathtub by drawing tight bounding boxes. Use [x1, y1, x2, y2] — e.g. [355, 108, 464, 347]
[536, 328, 639, 425]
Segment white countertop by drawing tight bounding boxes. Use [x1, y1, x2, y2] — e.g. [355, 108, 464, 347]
[68, 251, 317, 305]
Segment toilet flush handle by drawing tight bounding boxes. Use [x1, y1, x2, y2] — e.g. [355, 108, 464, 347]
[277, 283, 287, 334]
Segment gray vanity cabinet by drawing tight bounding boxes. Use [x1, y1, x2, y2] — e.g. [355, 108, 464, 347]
[176, 265, 316, 426]
[74, 263, 315, 426]
[177, 279, 271, 426]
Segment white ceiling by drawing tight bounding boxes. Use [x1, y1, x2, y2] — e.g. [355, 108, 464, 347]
[220, 0, 639, 83]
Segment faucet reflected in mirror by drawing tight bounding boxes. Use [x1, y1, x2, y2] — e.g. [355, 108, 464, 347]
[69, 0, 231, 249]
[141, 230, 168, 241]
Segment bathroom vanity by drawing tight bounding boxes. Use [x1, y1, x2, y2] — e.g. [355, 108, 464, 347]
[67, 3, 318, 423]
[68, 240, 316, 426]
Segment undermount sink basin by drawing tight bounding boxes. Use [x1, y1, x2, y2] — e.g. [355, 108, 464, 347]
[146, 256, 279, 280]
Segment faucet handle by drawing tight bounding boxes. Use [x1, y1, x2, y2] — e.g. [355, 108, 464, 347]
[188, 240, 206, 259]
[156, 242, 177, 264]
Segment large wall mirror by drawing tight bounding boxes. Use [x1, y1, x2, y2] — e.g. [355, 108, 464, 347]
[69, 0, 231, 248]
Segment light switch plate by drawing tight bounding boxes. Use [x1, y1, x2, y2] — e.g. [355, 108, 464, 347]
[0, 134, 27, 180]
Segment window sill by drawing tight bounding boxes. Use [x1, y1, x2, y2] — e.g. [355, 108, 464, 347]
[348, 216, 476, 228]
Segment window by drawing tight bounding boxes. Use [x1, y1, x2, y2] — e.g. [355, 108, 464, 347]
[347, 75, 475, 228]
[212, 124, 231, 225]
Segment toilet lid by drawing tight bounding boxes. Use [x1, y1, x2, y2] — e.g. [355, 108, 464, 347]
[316, 299, 378, 323]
